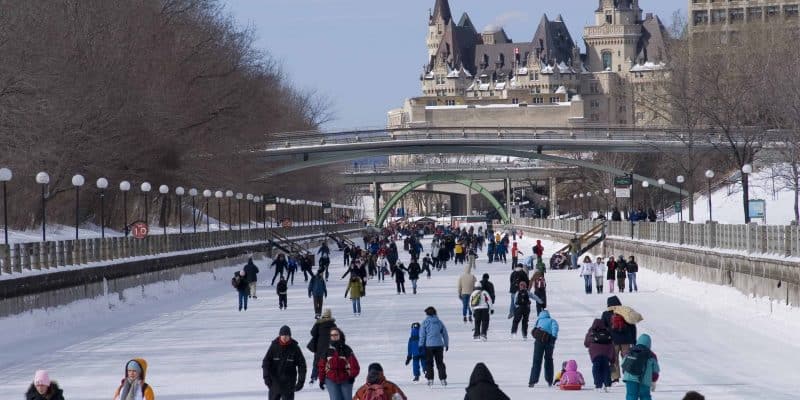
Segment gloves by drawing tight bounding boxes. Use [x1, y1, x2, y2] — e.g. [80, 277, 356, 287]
[490, 309, 494, 315]
[405, 356, 411, 365]
[445, 346, 449, 352]
[264, 378, 272, 388]
[319, 381, 325, 390]
[294, 381, 304, 392]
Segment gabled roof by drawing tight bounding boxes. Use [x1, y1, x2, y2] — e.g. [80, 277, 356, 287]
[531, 14, 576, 64]
[636, 14, 668, 64]
[457, 12, 476, 31]
[430, 21, 483, 75]
[474, 42, 535, 77]
[430, 0, 453, 25]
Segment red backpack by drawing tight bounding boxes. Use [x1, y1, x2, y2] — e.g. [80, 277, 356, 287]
[363, 383, 386, 400]
[611, 313, 626, 331]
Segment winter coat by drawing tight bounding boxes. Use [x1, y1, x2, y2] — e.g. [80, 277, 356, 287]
[393, 266, 406, 283]
[317, 340, 360, 385]
[606, 260, 616, 280]
[593, 262, 606, 277]
[271, 258, 287, 272]
[468, 289, 493, 311]
[533, 241, 544, 257]
[457, 269, 477, 296]
[419, 315, 449, 348]
[113, 358, 154, 400]
[26, 382, 65, 400]
[243, 260, 260, 282]
[579, 261, 595, 276]
[234, 274, 249, 294]
[377, 257, 390, 271]
[479, 278, 496, 303]
[601, 296, 637, 345]
[407, 325, 424, 357]
[262, 337, 307, 391]
[558, 360, 584, 390]
[318, 243, 330, 257]
[584, 318, 615, 361]
[407, 262, 422, 280]
[276, 280, 288, 295]
[622, 334, 660, 387]
[627, 261, 639, 273]
[464, 362, 510, 400]
[509, 268, 529, 294]
[354, 373, 407, 400]
[533, 310, 559, 339]
[437, 246, 450, 261]
[309, 318, 337, 357]
[345, 279, 364, 299]
[308, 275, 327, 297]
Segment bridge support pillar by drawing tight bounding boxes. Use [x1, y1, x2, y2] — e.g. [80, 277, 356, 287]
[505, 178, 511, 224]
[466, 186, 472, 216]
[373, 180, 380, 226]
[549, 177, 558, 219]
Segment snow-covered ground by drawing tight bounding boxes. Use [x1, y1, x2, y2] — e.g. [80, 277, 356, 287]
[1, 235, 799, 399]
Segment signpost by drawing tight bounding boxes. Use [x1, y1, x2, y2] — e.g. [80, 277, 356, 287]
[322, 202, 332, 214]
[131, 221, 149, 239]
[749, 199, 766, 223]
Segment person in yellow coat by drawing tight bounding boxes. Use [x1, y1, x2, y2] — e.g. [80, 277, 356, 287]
[454, 242, 464, 264]
[113, 358, 155, 400]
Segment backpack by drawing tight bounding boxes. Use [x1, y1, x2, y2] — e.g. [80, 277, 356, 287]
[516, 291, 531, 307]
[470, 291, 483, 307]
[231, 275, 242, 289]
[611, 313, 626, 331]
[362, 383, 386, 400]
[591, 327, 613, 344]
[621, 345, 652, 376]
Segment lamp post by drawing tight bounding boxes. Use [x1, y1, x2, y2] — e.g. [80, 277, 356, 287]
[586, 192, 592, 218]
[705, 169, 715, 222]
[203, 190, 212, 232]
[579, 193, 585, 217]
[742, 164, 753, 223]
[189, 188, 198, 233]
[225, 190, 233, 230]
[141, 182, 152, 225]
[236, 193, 243, 229]
[36, 172, 49, 242]
[71, 174, 85, 240]
[159, 185, 169, 235]
[96, 178, 109, 238]
[176, 187, 185, 234]
[120, 181, 131, 236]
[0, 168, 10, 245]
[215, 191, 223, 230]
[641, 181, 649, 219]
[676, 175, 685, 222]
[246, 193, 253, 229]
[657, 178, 666, 220]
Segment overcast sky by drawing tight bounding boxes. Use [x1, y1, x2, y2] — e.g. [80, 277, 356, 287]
[225, 0, 686, 131]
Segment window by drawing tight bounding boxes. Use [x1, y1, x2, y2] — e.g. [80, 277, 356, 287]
[693, 10, 709, 25]
[550, 97, 558, 103]
[512, 98, 519, 104]
[605, 14, 612, 24]
[590, 83, 600, 94]
[729, 8, 744, 23]
[445, 99, 456, 106]
[711, 9, 727, 24]
[532, 97, 543, 104]
[767, 6, 780, 19]
[602, 52, 612, 71]
[747, 7, 763, 21]
[636, 112, 645, 121]
[590, 99, 600, 109]
[785, 5, 799, 18]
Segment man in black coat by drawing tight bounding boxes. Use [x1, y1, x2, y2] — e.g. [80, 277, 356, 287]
[601, 295, 637, 382]
[508, 266, 529, 318]
[307, 309, 336, 384]
[263, 325, 307, 400]
[479, 273, 495, 304]
[243, 257, 260, 298]
[464, 362, 510, 400]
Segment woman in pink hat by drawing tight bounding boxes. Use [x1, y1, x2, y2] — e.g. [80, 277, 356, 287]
[26, 370, 64, 400]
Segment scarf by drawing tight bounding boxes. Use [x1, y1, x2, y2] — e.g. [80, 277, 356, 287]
[119, 379, 143, 400]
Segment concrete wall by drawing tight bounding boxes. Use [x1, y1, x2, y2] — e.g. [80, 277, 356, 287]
[518, 225, 800, 307]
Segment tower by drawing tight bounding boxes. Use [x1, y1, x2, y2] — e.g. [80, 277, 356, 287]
[585, 0, 642, 73]
[427, 0, 453, 59]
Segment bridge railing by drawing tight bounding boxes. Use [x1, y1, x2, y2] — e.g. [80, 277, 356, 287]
[0, 223, 363, 276]
[516, 218, 800, 257]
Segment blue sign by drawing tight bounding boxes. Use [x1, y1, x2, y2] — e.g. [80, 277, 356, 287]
[748, 199, 766, 218]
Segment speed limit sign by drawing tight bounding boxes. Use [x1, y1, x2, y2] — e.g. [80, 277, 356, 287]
[131, 221, 149, 239]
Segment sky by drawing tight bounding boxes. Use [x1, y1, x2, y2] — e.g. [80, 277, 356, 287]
[225, 0, 686, 131]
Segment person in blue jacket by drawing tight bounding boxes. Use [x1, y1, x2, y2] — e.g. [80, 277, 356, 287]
[418, 306, 449, 386]
[307, 270, 328, 319]
[404, 322, 427, 382]
[529, 309, 560, 388]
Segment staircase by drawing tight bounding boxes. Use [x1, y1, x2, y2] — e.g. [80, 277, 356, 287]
[556, 221, 607, 257]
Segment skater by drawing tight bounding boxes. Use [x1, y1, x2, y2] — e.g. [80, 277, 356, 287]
[243, 257, 260, 298]
[286, 255, 297, 285]
[528, 310, 559, 388]
[422, 253, 433, 278]
[616, 256, 627, 292]
[271, 254, 288, 286]
[530, 269, 548, 316]
[580, 255, 595, 294]
[319, 253, 331, 281]
[508, 264, 529, 318]
[594, 256, 606, 294]
[300, 254, 314, 282]
[277, 275, 288, 310]
[479, 273, 495, 304]
[113, 358, 155, 400]
[622, 334, 660, 400]
[510, 242, 522, 269]
[343, 245, 351, 266]
[377, 255, 389, 282]
[405, 322, 427, 382]
[233, 270, 250, 311]
[602, 296, 637, 383]
[354, 363, 407, 400]
[419, 306, 449, 386]
[533, 240, 544, 263]
[468, 283, 493, 341]
[317, 327, 360, 400]
[317, 241, 330, 259]
[584, 318, 614, 391]
[457, 264, 477, 322]
[307, 309, 337, 385]
[407, 258, 421, 294]
[627, 256, 639, 292]
[308, 270, 327, 318]
[557, 360, 585, 391]
[464, 362, 510, 400]
[392, 262, 407, 294]
[569, 235, 581, 268]
[486, 240, 495, 263]
[262, 325, 307, 400]
[467, 247, 478, 271]
[606, 256, 617, 293]
[510, 281, 542, 340]
[437, 243, 449, 270]
[26, 370, 64, 400]
[344, 276, 364, 316]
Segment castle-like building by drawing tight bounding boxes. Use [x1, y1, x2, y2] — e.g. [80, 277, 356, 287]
[388, 0, 669, 128]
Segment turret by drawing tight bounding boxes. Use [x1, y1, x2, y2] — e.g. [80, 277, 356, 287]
[427, 0, 453, 58]
[595, 0, 641, 26]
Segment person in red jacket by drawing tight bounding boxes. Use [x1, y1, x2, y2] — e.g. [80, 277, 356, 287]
[317, 327, 360, 399]
[533, 240, 544, 263]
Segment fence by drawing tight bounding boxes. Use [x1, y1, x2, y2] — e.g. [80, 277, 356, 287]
[0, 223, 362, 275]
[516, 218, 800, 257]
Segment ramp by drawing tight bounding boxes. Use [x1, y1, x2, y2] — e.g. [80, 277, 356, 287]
[556, 221, 607, 257]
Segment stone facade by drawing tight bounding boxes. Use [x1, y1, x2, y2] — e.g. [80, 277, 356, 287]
[690, 0, 800, 38]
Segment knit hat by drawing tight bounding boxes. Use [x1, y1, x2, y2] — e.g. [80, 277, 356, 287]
[607, 295, 622, 307]
[279, 325, 291, 336]
[126, 360, 142, 373]
[482, 273, 489, 280]
[368, 363, 383, 373]
[424, 306, 437, 316]
[33, 370, 50, 386]
[322, 308, 332, 319]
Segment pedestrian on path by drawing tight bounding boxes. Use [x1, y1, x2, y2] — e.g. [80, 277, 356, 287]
[271, 254, 288, 286]
[113, 358, 155, 400]
[627, 256, 639, 292]
[308, 270, 327, 318]
[405, 322, 426, 382]
[469, 283, 493, 341]
[262, 325, 307, 400]
[277, 276, 288, 310]
[393, 262, 407, 294]
[243, 257, 260, 299]
[317, 327, 360, 400]
[594, 256, 606, 294]
[344, 276, 364, 316]
[457, 265, 477, 323]
[584, 318, 614, 391]
[353, 363, 407, 400]
[601, 296, 637, 383]
[622, 334, 660, 400]
[508, 265, 529, 318]
[606, 257, 617, 293]
[580, 255, 595, 294]
[26, 370, 65, 400]
[510, 281, 543, 340]
[528, 310, 559, 388]
[233, 270, 250, 311]
[407, 258, 422, 294]
[419, 306, 449, 386]
[307, 309, 337, 385]
[464, 362, 510, 400]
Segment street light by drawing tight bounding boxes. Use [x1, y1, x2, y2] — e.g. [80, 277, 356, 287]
[603, 188, 611, 217]
[120, 181, 131, 236]
[246, 193, 253, 229]
[586, 192, 592, 217]
[141, 182, 152, 225]
[657, 178, 666, 221]
[176, 187, 185, 234]
[36, 172, 49, 242]
[96, 178, 109, 238]
[203, 189, 212, 232]
[71, 174, 85, 240]
[705, 169, 715, 222]
[0, 168, 12, 245]
[742, 164, 753, 223]
[189, 188, 198, 233]
[225, 190, 233, 230]
[676, 175, 685, 222]
[215, 191, 223, 231]
[236, 193, 243, 230]
[159, 185, 169, 235]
